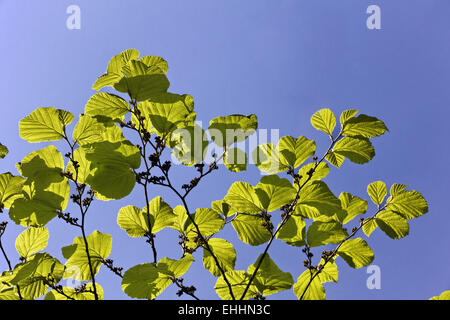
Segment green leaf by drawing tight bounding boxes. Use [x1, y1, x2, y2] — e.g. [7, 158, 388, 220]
[0, 284, 19, 300]
[72, 114, 106, 146]
[337, 238, 374, 268]
[108, 49, 140, 74]
[333, 136, 375, 164]
[214, 270, 259, 300]
[278, 136, 316, 168]
[171, 205, 188, 234]
[45, 283, 103, 300]
[252, 143, 280, 174]
[430, 290, 450, 300]
[362, 219, 378, 237]
[307, 221, 348, 247]
[224, 181, 264, 214]
[121, 60, 154, 77]
[255, 175, 297, 212]
[84, 140, 141, 199]
[0, 143, 8, 159]
[209, 114, 257, 147]
[339, 109, 358, 126]
[10, 146, 69, 226]
[342, 114, 388, 138]
[231, 214, 271, 246]
[15, 227, 49, 258]
[276, 215, 306, 247]
[84, 93, 130, 122]
[170, 124, 209, 166]
[387, 187, 428, 219]
[139, 56, 168, 73]
[114, 74, 170, 101]
[336, 192, 368, 224]
[293, 204, 321, 219]
[117, 206, 149, 237]
[8, 253, 64, 300]
[17, 145, 64, 178]
[248, 254, 293, 296]
[121, 255, 194, 300]
[93, 49, 140, 90]
[135, 96, 194, 138]
[367, 181, 387, 206]
[92, 73, 123, 91]
[211, 200, 237, 218]
[142, 196, 176, 233]
[252, 136, 316, 174]
[203, 238, 236, 276]
[224, 147, 247, 172]
[293, 258, 338, 300]
[298, 181, 341, 216]
[389, 183, 408, 197]
[296, 162, 330, 188]
[19, 107, 74, 143]
[325, 151, 345, 168]
[376, 211, 409, 239]
[311, 108, 336, 136]
[0, 173, 26, 209]
[185, 208, 224, 240]
[65, 147, 92, 184]
[63, 230, 112, 281]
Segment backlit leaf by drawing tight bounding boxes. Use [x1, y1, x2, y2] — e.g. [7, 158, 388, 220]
[307, 220, 348, 247]
[121, 255, 194, 300]
[224, 181, 264, 214]
[203, 238, 236, 276]
[214, 270, 259, 300]
[248, 254, 293, 296]
[367, 181, 387, 206]
[232, 214, 271, 246]
[15, 227, 49, 259]
[311, 108, 336, 136]
[255, 175, 297, 212]
[209, 114, 257, 147]
[337, 238, 374, 268]
[19, 107, 74, 143]
[342, 114, 388, 138]
[333, 137, 375, 165]
[63, 230, 112, 281]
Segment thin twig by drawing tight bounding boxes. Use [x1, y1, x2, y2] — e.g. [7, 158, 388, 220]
[62, 127, 99, 300]
[0, 222, 23, 300]
[129, 102, 158, 263]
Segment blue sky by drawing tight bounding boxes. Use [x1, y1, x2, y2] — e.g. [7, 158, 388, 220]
[0, 0, 449, 300]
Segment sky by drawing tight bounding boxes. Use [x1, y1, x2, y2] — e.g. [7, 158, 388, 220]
[0, 0, 449, 300]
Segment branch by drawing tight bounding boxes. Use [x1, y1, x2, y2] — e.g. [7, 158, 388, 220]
[146, 142, 236, 300]
[172, 277, 200, 300]
[101, 258, 124, 278]
[0, 221, 23, 300]
[299, 205, 385, 300]
[240, 131, 344, 299]
[128, 102, 158, 263]
[62, 128, 99, 300]
[42, 276, 75, 300]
